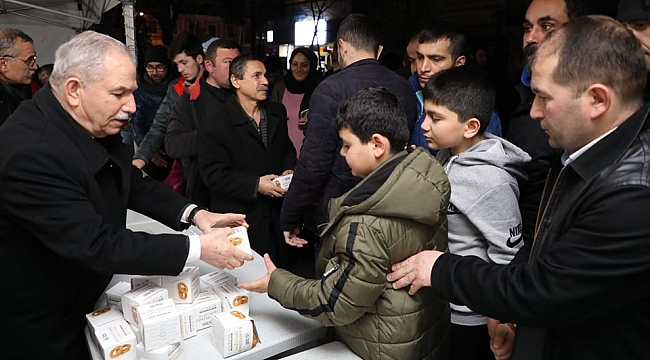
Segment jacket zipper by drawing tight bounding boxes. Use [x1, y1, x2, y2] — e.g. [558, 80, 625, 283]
[322, 263, 340, 278]
[529, 166, 566, 262]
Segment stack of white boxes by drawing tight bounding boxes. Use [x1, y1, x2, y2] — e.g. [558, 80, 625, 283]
[87, 229, 260, 359]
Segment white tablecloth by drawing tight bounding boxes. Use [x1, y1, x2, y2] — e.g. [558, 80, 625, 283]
[87, 211, 327, 360]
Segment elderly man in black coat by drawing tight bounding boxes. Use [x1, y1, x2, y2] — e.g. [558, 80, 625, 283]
[198, 55, 297, 264]
[0, 31, 252, 360]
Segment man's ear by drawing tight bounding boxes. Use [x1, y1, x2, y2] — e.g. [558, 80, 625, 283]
[64, 77, 83, 107]
[230, 75, 240, 89]
[371, 133, 389, 158]
[464, 118, 481, 139]
[204, 59, 214, 73]
[586, 84, 611, 120]
[455, 55, 466, 67]
[376, 45, 384, 60]
[338, 39, 348, 55]
[196, 54, 204, 66]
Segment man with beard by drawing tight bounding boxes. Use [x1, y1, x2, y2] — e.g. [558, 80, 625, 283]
[132, 33, 204, 188]
[0, 28, 37, 126]
[506, 0, 592, 249]
[617, 0, 650, 100]
[127, 45, 172, 178]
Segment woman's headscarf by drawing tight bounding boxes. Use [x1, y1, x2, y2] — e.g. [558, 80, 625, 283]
[284, 47, 321, 112]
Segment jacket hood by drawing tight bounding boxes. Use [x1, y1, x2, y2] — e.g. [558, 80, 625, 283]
[437, 133, 531, 181]
[325, 148, 450, 229]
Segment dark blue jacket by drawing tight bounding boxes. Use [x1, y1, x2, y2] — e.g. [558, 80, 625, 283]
[280, 59, 418, 230]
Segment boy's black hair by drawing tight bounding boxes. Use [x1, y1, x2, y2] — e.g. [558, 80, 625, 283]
[335, 86, 409, 154]
[167, 32, 204, 60]
[423, 65, 495, 135]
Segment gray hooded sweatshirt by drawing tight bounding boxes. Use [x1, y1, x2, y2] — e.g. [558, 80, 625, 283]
[436, 133, 531, 326]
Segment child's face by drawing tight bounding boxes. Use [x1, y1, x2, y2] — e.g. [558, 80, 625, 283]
[339, 127, 376, 178]
[421, 100, 466, 152]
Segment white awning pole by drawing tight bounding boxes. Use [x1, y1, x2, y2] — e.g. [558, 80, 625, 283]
[121, 0, 137, 62]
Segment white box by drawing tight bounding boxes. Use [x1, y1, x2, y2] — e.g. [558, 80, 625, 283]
[175, 302, 197, 340]
[93, 319, 137, 360]
[272, 174, 293, 190]
[137, 299, 182, 352]
[161, 266, 200, 304]
[121, 283, 168, 326]
[131, 276, 162, 289]
[136, 341, 183, 360]
[200, 270, 236, 292]
[86, 306, 124, 333]
[192, 291, 223, 331]
[105, 282, 131, 309]
[213, 282, 250, 315]
[227, 226, 253, 255]
[129, 322, 142, 344]
[210, 311, 259, 358]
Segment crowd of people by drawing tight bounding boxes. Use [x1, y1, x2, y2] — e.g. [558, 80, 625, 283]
[2, 0, 650, 359]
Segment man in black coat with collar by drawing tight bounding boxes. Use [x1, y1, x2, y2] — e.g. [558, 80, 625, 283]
[165, 39, 241, 208]
[389, 15, 650, 360]
[198, 55, 297, 264]
[0, 31, 253, 360]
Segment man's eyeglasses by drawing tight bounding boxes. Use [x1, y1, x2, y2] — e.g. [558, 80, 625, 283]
[145, 64, 167, 72]
[1, 54, 37, 67]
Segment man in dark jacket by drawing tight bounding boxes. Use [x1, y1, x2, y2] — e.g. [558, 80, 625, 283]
[165, 39, 241, 208]
[198, 55, 296, 262]
[0, 28, 37, 126]
[128, 45, 172, 179]
[132, 33, 204, 173]
[0, 31, 252, 360]
[280, 13, 418, 246]
[389, 16, 650, 360]
[506, 0, 594, 247]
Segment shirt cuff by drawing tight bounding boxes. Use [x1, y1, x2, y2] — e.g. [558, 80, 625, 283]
[185, 234, 201, 263]
[181, 204, 197, 223]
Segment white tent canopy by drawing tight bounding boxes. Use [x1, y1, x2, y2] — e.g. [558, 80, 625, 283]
[0, 0, 133, 65]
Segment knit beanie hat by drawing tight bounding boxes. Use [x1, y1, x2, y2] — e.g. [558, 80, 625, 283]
[617, 0, 650, 22]
[144, 45, 170, 66]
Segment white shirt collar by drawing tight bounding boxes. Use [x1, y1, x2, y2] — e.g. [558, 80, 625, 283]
[561, 127, 618, 166]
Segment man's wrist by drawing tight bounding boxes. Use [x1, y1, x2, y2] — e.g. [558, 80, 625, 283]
[185, 234, 201, 263]
[188, 206, 208, 226]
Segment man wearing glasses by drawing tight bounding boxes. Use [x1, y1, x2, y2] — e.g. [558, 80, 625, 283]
[127, 45, 172, 174]
[0, 28, 37, 126]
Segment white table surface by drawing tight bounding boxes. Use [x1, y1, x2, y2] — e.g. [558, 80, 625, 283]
[87, 210, 327, 360]
[280, 341, 361, 360]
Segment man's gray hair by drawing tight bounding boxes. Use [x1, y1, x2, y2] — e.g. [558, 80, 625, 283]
[0, 28, 34, 58]
[49, 31, 135, 89]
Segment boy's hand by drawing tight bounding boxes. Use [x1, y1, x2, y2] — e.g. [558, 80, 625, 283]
[487, 317, 516, 360]
[238, 253, 276, 293]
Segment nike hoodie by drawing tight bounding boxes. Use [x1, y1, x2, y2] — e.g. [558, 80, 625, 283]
[436, 133, 531, 326]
